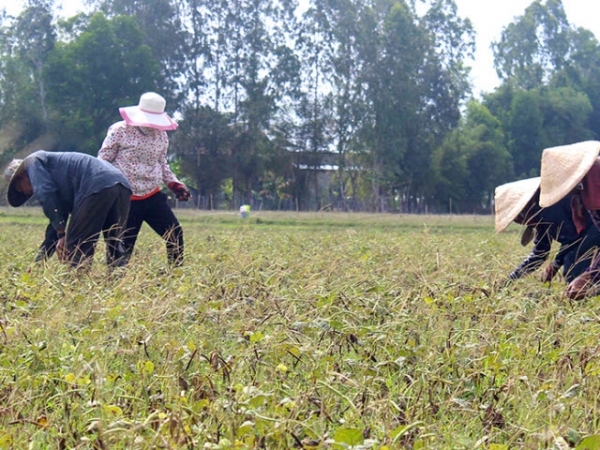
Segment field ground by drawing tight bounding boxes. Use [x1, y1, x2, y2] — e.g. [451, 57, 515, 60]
[1, 208, 600, 449]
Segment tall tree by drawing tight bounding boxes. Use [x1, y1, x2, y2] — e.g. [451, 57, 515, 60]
[13, 0, 55, 123]
[89, 0, 187, 100]
[223, 0, 299, 204]
[538, 86, 593, 146]
[171, 105, 234, 208]
[181, 0, 211, 110]
[462, 101, 513, 212]
[356, 0, 473, 211]
[43, 13, 162, 153]
[0, 0, 56, 138]
[555, 27, 600, 139]
[492, 0, 570, 89]
[430, 129, 469, 212]
[506, 88, 543, 178]
[406, 0, 474, 210]
[292, 0, 357, 209]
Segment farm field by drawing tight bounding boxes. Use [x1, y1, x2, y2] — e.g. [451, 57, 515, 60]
[1, 208, 600, 449]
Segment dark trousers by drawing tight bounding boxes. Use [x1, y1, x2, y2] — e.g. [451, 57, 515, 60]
[66, 184, 131, 268]
[564, 225, 600, 282]
[123, 191, 184, 265]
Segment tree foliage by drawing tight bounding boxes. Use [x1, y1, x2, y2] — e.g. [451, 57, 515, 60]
[1, 0, 599, 212]
[43, 13, 162, 153]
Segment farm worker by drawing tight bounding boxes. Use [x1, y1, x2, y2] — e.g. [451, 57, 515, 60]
[539, 140, 600, 300]
[98, 92, 191, 267]
[494, 176, 600, 284]
[3, 151, 131, 269]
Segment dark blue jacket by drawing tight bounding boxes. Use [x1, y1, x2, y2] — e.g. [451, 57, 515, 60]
[25, 151, 131, 233]
[510, 195, 599, 281]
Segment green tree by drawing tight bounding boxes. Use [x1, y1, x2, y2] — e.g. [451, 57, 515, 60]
[487, 1, 597, 184]
[294, 0, 473, 212]
[89, 0, 187, 99]
[293, 3, 338, 209]
[407, 0, 474, 211]
[0, 0, 56, 142]
[492, 0, 570, 89]
[0, 26, 38, 135]
[223, 0, 299, 205]
[555, 27, 600, 139]
[462, 101, 513, 212]
[43, 13, 162, 153]
[506, 89, 543, 178]
[13, 0, 55, 124]
[171, 105, 234, 209]
[356, 0, 473, 211]
[430, 129, 469, 212]
[181, 0, 211, 110]
[539, 86, 593, 146]
[358, 0, 425, 211]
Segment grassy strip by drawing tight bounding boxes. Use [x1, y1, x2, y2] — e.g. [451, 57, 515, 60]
[0, 206, 497, 230]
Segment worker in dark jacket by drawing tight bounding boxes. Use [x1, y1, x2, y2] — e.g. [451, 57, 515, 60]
[4, 151, 132, 269]
[538, 141, 600, 299]
[495, 177, 600, 284]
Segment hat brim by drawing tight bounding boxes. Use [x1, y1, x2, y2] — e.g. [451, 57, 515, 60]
[539, 140, 600, 207]
[119, 106, 178, 131]
[494, 177, 541, 233]
[7, 160, 32, 207]
[520, 226, 535, 246]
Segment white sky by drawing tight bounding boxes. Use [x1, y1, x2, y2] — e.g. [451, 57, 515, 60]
[1, 0, 598, 97]
[454, 0, 600, 96]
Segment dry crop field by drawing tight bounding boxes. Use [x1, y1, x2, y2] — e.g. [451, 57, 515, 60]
[1, 208, 600, 449]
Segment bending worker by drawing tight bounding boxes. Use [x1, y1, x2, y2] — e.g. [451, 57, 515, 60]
[495, 176, 600, 283]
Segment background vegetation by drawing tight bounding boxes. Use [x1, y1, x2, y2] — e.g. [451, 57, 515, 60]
[1, 0, 600, 213]
[2, 210, 600, 448]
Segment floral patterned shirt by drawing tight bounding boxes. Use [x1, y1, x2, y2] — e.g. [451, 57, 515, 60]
[98, 121, 180, 197]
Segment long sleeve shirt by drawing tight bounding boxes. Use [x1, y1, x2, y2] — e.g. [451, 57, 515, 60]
[509, 195, 592, 280]
[98, 121, 180, 198]
[586, 210, 600, 277]
[24, 150, 131, 233]
[35, 222, 59, 262]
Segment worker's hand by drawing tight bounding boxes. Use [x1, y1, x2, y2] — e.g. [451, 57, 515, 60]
[541, 262, 560, 283]
[56, 236, 68, 263]
[566, 272, 594, 300]
[168, 182, 191, 201]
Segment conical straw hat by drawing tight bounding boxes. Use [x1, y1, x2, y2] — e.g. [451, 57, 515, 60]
[494, 177, 541, 233]
[539, 140, 600, 207]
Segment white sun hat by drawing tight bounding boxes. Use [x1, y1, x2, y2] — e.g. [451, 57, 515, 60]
[539, 140, 600, 207]
[119, 92, 178, 131]
[494, 177, 541, 233]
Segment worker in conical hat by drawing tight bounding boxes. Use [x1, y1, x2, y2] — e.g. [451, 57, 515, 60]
[539, 140, 600, 299]
[495, 176, 600, 285]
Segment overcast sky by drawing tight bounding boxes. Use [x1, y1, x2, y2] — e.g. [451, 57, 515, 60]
[453, 0, 600, 95]
[1, 0, 598, 97]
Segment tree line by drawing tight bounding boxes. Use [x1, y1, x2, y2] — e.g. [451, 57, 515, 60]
[1, 0, 599, 213]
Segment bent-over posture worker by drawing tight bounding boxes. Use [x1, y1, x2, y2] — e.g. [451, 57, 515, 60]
[495, 176, 600, 284]
[539, 140, 600, 299]
[4, 150, 131, 269]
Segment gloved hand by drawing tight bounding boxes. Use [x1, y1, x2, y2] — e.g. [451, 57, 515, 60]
[168, 182, 191, 201]
[566, 272, 593, 300]
[541, 261, 560, 283]
[56, 236, 68, 263]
